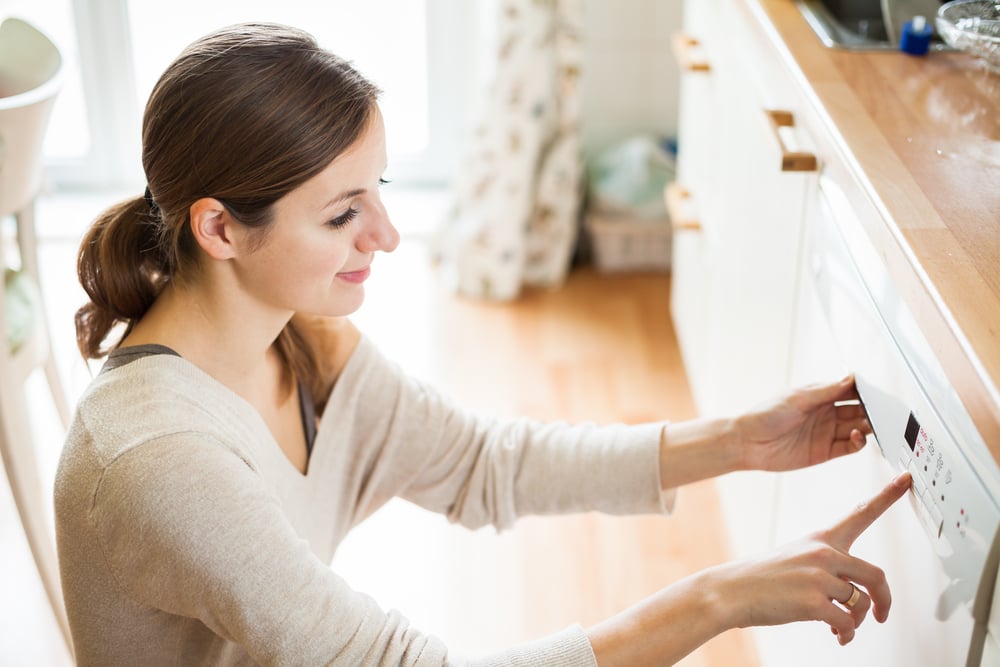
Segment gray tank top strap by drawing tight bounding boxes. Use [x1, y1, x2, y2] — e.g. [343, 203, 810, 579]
[102, 344, 181, 372]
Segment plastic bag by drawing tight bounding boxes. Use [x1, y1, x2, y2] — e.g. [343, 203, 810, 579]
[586, 135, 676, 219]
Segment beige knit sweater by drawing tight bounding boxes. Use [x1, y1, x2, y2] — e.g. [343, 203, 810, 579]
[55, 336, 672, 666]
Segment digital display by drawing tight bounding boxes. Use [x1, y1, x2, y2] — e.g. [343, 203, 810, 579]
[904, 412, 920, 451]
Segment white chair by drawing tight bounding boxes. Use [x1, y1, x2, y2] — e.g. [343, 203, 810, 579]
[0, 16, 73, 657]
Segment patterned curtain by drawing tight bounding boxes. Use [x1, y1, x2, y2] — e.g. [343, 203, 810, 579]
[431, 0, 584, 300]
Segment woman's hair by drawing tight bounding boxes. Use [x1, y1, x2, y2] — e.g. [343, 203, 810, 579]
[75, 23, 381, 411]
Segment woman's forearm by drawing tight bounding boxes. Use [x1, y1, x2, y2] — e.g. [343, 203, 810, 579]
[658, 417, 745, 491]
[587, 569, 734, 667]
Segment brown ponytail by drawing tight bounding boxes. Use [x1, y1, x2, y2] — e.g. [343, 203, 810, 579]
[75, 196, 168, 358]
[74, 22, 381, 413]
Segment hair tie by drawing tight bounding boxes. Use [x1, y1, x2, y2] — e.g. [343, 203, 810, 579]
[144, 186, 160, 216]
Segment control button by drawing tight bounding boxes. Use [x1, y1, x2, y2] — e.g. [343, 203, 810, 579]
[919, 488, 934, 513]
[909, 463, 927, 496]
[915, 500, 937, 536]
[914, 491, 942, 539]
[899, 454, 910, 470]
[921, 491, 944, 538]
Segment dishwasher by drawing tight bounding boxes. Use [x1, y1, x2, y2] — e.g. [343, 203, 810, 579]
[784, 175, 1000, 666]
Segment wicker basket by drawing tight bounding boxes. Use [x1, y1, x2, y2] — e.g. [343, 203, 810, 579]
[585, 213, 672, 273]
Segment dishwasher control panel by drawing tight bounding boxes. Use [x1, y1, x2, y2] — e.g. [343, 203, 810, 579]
[856, 374, 1000, 640]
[902, 412, 950, 539]
[884, 406, 991, 565]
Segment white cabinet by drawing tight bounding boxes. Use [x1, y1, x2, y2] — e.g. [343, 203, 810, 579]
[671, 3, 1000, 666]
[669, 6, 723, 418]
[670, 1, 818, 420]
[670, 0, 819, 559]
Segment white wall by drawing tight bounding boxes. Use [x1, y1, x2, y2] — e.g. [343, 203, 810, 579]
[581, 0, 682, 157]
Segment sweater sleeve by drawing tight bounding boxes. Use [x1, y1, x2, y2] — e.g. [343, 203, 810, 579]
[340, 338, 675, 531]
[92, 434, 597, 667]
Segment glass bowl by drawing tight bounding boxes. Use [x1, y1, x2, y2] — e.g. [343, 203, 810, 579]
[936, 0, 1000, 73]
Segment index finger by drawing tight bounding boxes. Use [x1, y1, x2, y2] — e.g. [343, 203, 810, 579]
[826, 471, 912, 551]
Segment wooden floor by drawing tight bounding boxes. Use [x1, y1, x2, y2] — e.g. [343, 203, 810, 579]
[2, 222, 761, 665]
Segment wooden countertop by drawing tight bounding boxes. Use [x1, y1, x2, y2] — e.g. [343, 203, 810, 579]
[739, 0, 1000, 460]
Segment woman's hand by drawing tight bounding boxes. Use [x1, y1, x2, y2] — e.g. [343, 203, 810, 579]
[588, 472, 912, 666]
[708, 471, 911, 644]
[737, 374, 873, 472]
[658, 375, 873, 490]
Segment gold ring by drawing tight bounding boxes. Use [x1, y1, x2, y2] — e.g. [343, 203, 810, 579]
[844, 583, 861, 609]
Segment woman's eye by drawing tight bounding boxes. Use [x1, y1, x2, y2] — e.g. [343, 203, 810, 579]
[378, 178, 391, 187]
[328, 207, 359, 228]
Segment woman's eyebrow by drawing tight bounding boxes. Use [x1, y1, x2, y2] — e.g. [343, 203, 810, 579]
[322, 188, 366, 210]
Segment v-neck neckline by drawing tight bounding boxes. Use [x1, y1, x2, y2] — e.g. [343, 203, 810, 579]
[106, 347, 318, 481]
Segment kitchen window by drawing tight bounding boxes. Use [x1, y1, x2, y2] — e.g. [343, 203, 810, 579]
[12, 0, 483, 189]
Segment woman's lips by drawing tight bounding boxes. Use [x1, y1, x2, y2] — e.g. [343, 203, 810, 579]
[337, 266, 371, 284]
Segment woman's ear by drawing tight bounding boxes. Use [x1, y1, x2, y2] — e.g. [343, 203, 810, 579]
[189, 198, 237, 260]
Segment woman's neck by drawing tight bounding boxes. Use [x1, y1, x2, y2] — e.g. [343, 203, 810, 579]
[121, 279, 291, 396]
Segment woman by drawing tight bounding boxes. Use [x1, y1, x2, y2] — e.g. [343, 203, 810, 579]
[55, 22, 910, 666]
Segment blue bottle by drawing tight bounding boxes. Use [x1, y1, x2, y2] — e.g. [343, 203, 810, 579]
[900, 15, 934, 55]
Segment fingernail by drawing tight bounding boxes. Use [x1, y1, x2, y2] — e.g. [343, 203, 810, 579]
[893, 471, 912, 487]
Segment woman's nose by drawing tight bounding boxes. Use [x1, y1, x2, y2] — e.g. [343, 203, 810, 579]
[358, 201, 399, 253]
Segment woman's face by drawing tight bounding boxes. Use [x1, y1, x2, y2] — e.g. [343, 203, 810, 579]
[231, 107, 399, 319]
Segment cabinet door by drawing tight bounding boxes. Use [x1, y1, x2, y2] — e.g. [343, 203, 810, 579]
[701, 10, 818, 416]
[670, 10, 722, 414]
[672, 3, 818, 421]
[672, 0, 819, 561]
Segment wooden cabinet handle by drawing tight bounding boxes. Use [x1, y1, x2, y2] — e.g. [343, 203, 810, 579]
[764, 109, 818, 172]
[665, 183, 702, 231]
[672, 33, 711, 72]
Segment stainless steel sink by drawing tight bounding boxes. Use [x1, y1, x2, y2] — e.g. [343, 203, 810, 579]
[798, 0, 892, 49]
[796, 0, 950, 50]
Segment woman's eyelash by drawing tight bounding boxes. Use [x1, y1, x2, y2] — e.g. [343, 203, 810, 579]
[327, 180, 386, 227]
[328, 207, 359, 228]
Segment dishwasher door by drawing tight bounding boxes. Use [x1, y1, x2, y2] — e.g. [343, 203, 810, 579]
[805, 176, 1000, 666]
